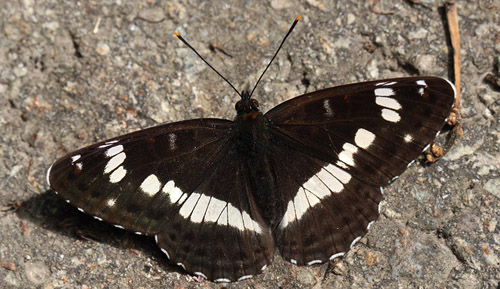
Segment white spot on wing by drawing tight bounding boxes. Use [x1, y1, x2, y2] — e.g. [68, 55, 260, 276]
[238, 275, 253, 281]
[404, 134, 413, 143]
[105, 145, 124, 157]
[109, 166, 127, 183]
[190, 193, 211, 223]
[307, 259, 322, 266]
[70, 154, 81, 163]
[178, 193, 188, 204]
[367, 221, 375, 230]
[46, 164, 52, 186]
[442, 77, 457, 101]
[194, 272, 207, 279]
[323, 99, 333, 116]
[227, 203, 245, 231]
[104, 152, 126, 174]
[217, 206, 228, 226]
[329, 252, 345, 260]
[350, 236, 361, 248]
[140, 174, 162, 197]
[75, 162, 83, 170]
[163, 180, 184, 203]
[181, 198, 262, 233]
[160, 248, 170, 259]
[168, 133, 177, 150]
[179, 193, 201, 218]
[338, 142, 358, 166]
[291, 188, 310, 222]
[376, 81, 397, 86]
[416, 80, 427, 87]
[215, 278, 231, 283]
[177, 262, 186, 270]
[381, 108, 401, 123]
[98, 140, 118, 148]
[98, 139, 118, 149]
[375, 96, 401, 110]
[280, 200, 296, 229]
[242, 210, 262, 234]
[303, 174, 331, 199]
[106, 198, 116, 207]
[374, 87, 395, 97]
[204, 196, 227, 223]
[323, 164, 352, 184]
[335, 161, 348, 169]
[354, 128, 376, 149]
[261, 264, 267, 271]
[316, 167, 343, 193]
[290, 259, 297, 265]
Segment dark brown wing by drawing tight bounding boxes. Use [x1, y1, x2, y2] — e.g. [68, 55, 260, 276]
[265, 77, 455, 264]
[48, 119, 274, 281]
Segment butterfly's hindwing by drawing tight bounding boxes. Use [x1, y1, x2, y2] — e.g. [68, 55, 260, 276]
[267, 143, 381, 265]
[156, 148, 274, 281]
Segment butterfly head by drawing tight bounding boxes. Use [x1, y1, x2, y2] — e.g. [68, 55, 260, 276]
[235, 90, 260, 116]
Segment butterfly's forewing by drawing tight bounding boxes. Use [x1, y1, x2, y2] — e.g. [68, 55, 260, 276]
[265, 76, 455, 264]
[48, 119, 274, 281]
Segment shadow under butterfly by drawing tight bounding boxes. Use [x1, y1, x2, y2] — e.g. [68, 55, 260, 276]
[47, 16, 456, 282]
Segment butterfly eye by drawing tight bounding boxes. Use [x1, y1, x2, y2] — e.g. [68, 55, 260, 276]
[235, 100, 243, 111]
[251, 99, 259, 108]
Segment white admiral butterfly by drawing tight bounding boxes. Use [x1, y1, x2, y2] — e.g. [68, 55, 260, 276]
[47, 16, 456, 282]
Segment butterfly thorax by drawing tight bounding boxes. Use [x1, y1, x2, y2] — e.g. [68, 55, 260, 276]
[233, 96, 271, 157]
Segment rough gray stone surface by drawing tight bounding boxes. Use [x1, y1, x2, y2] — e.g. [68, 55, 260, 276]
[1, 1, 499, 288]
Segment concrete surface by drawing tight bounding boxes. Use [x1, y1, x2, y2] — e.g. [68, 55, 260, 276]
[1, 0, 499, 288]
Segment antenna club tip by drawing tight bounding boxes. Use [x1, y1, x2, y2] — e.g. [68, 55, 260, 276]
[174, 32, 180, 37]
[296, 15, 301, 21]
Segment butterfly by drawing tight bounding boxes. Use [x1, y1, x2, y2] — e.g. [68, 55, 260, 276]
[46, 16, 456, 282]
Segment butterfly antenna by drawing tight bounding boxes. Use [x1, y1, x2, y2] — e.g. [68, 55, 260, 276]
[249, 15, 301, 98]
[174, 32, 242, 98]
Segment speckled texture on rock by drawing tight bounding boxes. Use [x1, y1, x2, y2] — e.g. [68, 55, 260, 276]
[1, 1, 499, 288]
